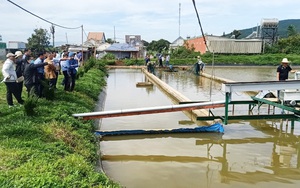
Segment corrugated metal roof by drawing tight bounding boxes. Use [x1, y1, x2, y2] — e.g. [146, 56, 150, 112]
[105, 43, 139, 52]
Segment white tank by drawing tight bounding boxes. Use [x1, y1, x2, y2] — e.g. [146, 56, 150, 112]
[261, 18, 279, 28]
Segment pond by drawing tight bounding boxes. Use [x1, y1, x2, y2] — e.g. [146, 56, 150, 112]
[99, 67, 300, 188]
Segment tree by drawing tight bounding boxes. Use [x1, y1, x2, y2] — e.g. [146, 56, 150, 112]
[171, 41, 200, 58]
[27, 28, 50, 55]
[231, 30, 241, 39]
[265, 34, 300, 54]
[287, 25, 297, 37]
[146, 39, 170, 53]
[106, 38, 115, 44]
[142, 40, 149, 47]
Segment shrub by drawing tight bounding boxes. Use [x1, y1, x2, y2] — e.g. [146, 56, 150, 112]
[24, 95, 38, 116]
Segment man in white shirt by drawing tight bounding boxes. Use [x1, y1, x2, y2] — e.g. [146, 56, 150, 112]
[2, 53, 24, 107]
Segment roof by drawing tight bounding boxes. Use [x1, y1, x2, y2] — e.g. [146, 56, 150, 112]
[105, 43, 139, 52]
[170, 36, 185, 47]
[68, 46, 89, 52]
[171, 36, 185, 44]
[97, 43, 111, 51]
[87, 32, 105, 41]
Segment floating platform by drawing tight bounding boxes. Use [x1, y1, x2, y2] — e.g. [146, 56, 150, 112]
[136, 82, 153, 87]
[95, 123, 224, 136]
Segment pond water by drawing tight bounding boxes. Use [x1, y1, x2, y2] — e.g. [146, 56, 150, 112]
[99, 67, 300, 188]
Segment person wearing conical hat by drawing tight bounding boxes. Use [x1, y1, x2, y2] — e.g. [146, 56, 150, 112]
[276, 58, 296, 81]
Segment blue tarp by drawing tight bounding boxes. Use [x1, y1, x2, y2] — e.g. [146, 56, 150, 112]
[95, 123, 224, 136]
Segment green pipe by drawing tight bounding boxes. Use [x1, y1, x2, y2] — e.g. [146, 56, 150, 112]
[224, 92, 230, 125]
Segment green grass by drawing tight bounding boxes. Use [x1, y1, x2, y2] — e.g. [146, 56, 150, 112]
[165, 53, 300, 66]
[0, 61, 119, 187]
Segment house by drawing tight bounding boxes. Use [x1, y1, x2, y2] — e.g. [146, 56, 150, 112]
[96, 43, 111, 59]
[125, 35, 144, 58]
[87, 32, 106, 44]
[186, 35, 262, 54]
[105, 43, 139, 59]
[170, 36, 185, 49]
[84, 32, 106, 49]
[83, 32, 107, 57]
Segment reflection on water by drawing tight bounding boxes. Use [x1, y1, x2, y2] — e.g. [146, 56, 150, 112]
[100, 68, 300, 188]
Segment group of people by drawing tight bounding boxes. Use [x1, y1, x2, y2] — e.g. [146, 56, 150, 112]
[1, 49, 80, 107]
[145, 54, 172, 74]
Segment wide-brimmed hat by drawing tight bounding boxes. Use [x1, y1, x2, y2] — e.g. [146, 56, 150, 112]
[281, 58, 289, 63]
[15, 51, 23, 58]
[6, 52, 16, 58]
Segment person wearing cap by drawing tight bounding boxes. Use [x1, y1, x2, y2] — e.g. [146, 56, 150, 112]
[1, 52, 24, 107]
[276, 58, 296, 81]
[195, 56, 205, 75]
[66, 52, 78, 92]
[15, 51, 25, 97]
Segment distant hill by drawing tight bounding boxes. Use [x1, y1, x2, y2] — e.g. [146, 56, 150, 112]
[227, 19, 300, 39]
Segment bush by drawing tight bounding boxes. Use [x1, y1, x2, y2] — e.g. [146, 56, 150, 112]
[124, 58, 144, 66]
[24, 95, 38, 116]
[102, 53, 115, 60]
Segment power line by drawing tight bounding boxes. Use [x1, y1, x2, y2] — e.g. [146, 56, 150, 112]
[191, 0, 210, 52]
[7, 0, 82, 30]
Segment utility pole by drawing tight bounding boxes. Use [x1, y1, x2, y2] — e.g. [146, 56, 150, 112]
[81, 25, 84, 65]
[50, 24, 55, 47]
[179, 2, 181, 37]
[114, 26, 116, 43]
[65, 33, 68, 44]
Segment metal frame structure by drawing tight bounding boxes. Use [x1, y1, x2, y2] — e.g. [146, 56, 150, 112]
[260, 18, 279, 50]
[219, 80, 300, 126]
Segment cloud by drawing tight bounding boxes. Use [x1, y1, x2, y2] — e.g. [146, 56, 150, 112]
[1, 0, 300, 46]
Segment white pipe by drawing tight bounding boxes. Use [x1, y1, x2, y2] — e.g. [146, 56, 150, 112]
[73, 100, 225, 118]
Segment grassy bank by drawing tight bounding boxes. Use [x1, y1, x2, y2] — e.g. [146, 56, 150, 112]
[0, 59, 119, 187]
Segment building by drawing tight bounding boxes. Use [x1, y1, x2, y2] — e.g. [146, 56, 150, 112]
[125, 35, 144, 58]
[105, 43, 139, 59]
[186, 35, 262, 54]
[84, 32, 106, 50]
[170, 36, 185, 49]
[7, 41, 26, 52]
[81, 32, 107, 58]
[87, 32, 106, 44]
[96, 43, 111, 59]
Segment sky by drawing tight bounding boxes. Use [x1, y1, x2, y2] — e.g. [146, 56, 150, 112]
[1, 0, 300, 46]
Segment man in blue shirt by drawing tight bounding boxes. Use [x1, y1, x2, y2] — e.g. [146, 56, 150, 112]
[34, 52, 46, 97]
[67, 52, 79, 92]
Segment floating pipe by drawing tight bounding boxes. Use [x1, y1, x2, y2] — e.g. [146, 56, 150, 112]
[73, 101, 225, 120]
